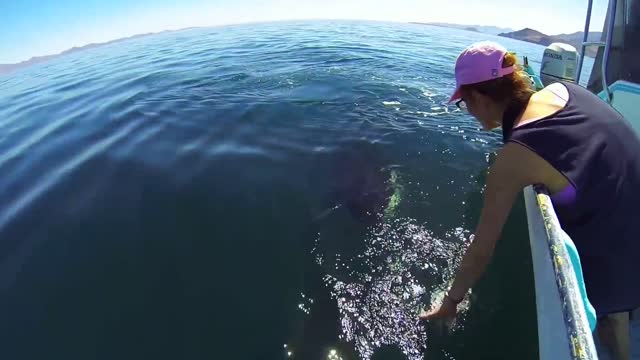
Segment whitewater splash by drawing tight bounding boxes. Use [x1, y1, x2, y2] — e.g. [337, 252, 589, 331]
[315, 218, 471, 360]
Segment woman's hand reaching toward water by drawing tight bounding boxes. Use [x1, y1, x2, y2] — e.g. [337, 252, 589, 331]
[419, 294, 460, 321]
[420, 143, 528, 324]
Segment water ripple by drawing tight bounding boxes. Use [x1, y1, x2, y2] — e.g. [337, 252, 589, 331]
[0, 20, 560, 359]
[318, 218, 471, 359]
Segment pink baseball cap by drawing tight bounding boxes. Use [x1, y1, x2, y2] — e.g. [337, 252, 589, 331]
[449, 41, 515, 102]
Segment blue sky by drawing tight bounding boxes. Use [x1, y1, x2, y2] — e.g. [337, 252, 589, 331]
[1, 0, 608, 63]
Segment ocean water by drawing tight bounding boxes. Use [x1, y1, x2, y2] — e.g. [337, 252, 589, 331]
[0, 21, 595, 360]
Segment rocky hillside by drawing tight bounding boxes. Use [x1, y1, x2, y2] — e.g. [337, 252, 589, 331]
[498, 28, 602, 57]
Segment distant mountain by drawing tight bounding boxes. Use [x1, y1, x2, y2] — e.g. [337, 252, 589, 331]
[411, 22, 514, 35]
[498, 28, 602, 57]
[0, 31, 175, 75]
[554, 31, 603, 46]
[0, 55, 57, 75]
[499, 28, 556, 46]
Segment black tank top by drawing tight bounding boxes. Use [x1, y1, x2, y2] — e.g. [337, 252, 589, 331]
[504, 81, 640, 314]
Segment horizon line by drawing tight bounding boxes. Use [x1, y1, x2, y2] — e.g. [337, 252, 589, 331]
[2, 19, 592, 66]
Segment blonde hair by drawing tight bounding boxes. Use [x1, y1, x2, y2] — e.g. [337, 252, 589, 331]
[460, 52, 535, 105]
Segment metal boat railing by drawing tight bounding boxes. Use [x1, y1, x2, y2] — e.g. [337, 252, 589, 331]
[576, 0, 618, 103]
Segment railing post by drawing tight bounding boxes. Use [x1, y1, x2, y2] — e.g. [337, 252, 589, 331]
[601, 0, 618, 103]
[576, 0, 594, 84]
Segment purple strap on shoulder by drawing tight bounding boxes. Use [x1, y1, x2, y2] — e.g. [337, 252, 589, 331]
[551, 184, 577, 206]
